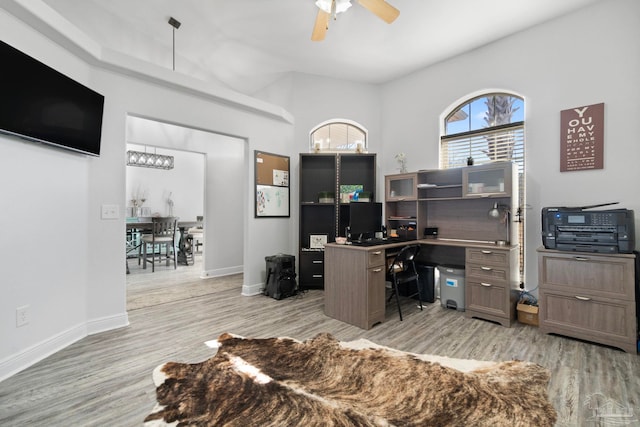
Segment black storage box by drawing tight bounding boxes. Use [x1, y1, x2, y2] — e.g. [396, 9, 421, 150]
[264, 254, 297, 300]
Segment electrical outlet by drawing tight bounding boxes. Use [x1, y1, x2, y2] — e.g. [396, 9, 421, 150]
[16, 305, 30, 327]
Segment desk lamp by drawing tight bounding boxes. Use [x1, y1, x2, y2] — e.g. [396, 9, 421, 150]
[488, 202, 510, 245]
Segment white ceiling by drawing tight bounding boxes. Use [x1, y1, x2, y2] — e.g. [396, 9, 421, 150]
[41, 0, 601, 95]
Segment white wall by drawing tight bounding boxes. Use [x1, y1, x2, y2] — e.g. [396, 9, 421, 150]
[0, 2, 294, 381]
[379, 0, 640, 291]
[126, 143, 205, 220]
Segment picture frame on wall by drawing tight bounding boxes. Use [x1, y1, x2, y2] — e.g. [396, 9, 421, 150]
[254, 151, 290, 217]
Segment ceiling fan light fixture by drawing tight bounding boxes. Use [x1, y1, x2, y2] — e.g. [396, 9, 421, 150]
[315, 0, 352, 15]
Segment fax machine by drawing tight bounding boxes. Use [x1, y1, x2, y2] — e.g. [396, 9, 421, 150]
[541, 203, 635, 253]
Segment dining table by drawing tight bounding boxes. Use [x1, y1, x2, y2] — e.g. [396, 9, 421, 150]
[126, 218, 203, 271]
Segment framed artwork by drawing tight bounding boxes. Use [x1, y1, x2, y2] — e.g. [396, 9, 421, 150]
[309, 234, 328, 249]
[339, 184, 363, 203]
[255, 151, 290, 217]
[560, 103, 604, 172]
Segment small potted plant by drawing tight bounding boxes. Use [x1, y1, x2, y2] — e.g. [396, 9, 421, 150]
[395, 152, 407, 173]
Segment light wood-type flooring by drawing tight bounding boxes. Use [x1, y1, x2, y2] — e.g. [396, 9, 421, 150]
[1, 255, 639, 426]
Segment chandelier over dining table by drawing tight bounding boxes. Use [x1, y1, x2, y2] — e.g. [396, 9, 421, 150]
[126, 148, 174, 170]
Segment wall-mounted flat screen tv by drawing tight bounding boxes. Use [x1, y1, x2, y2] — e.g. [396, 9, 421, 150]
[0, 39, 104, 156]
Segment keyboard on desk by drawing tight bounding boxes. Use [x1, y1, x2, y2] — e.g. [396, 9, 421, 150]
[350, 238, 388, 246]
[386, 237, 414, 243]
[350, 236, 417, 246]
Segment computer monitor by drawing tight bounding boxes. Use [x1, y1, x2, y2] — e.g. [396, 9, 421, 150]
[349, 202, 382, 241]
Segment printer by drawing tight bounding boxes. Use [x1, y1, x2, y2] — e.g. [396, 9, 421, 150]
[541, 203, 635, 254]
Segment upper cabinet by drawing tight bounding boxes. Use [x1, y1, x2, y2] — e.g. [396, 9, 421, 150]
[385, 173, 417, 201]
[462, 162, 514, 198]
[385, 161, 518, 244]
[417, 168, 463, 200]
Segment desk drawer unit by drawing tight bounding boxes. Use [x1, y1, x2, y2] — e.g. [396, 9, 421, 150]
[324, 245, 385, 330]
[299, 252, 325, 289]
[465, 247, 518, 327]
[466, 279, 508, 319]
[537, 248, 637, 353]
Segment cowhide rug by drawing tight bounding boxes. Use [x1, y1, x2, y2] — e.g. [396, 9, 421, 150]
[144, 333, 557, 426]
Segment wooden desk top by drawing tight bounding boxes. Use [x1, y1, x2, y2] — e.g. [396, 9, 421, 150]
[325, 238, 516, 251]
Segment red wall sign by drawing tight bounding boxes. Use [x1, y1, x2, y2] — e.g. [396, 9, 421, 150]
[560, 102, 604, 172]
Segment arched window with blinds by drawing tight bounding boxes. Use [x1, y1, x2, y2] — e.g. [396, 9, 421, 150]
[441, 94, 524, 169]
[441, 93, 526, 282]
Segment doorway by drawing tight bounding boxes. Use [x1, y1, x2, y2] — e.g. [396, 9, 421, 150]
[125, 115, 245, 305]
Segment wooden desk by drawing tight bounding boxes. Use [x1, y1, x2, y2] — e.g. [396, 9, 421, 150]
[324, 238, 519, 329]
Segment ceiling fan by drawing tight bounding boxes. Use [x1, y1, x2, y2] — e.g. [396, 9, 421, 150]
[311, 0, 400, 41]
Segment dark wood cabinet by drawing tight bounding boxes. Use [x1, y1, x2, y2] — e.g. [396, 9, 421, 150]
[299, 153, 376, 289]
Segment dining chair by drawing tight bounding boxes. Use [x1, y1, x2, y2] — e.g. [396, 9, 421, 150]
[188, 215, 204, 253]
[141, 217, 178, 272]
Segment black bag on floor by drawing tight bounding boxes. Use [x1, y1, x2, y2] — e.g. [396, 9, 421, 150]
[264, 254, 297, 300]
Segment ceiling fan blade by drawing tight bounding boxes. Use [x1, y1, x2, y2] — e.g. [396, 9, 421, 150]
[311, 9, 330, 41]
[358, 0, 400, 24]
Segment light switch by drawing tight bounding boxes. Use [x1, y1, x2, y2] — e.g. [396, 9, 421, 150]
[101, 204, 119, 220]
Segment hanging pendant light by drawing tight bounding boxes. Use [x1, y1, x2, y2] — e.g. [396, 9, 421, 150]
[127, 147, 174, 170]
[168, 16, 181, 71]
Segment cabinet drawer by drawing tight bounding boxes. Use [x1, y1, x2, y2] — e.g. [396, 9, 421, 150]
[300, 251, 323, 266]
[540, 290, 635, 342]
[466, 280, 509, 318]
[466, 248, 509, 266]
[466, 263, 509, 283]
[300, 252, 324, 285]
[539, 252, 634, 299]
[300, 269, 324, 284]
[367, 248, 386, 268]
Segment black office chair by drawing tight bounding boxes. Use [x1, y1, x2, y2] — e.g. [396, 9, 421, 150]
[386, 244, 422, 321]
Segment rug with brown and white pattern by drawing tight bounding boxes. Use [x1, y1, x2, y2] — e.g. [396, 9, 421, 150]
[144, 332, 557, 426]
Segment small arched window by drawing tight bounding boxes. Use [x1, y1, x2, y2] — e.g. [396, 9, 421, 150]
[309, 119, 367, 153]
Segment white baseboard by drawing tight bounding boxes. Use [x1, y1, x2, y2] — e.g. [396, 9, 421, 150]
[0, 313, 129, 383]
[86, 312, 129, 335]
[200, 265, 261, 296]
[242, 282, 265, 296]
[0, 323, 86, 383]
[200, 265, 243, 279]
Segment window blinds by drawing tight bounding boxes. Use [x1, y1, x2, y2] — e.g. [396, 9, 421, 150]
[440, 123, 524, 172]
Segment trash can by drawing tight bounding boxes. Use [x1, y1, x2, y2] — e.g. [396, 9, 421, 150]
[398, 263, 436, 303]
[438, 265, 465, 311]
[416, 263, 437, 303]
